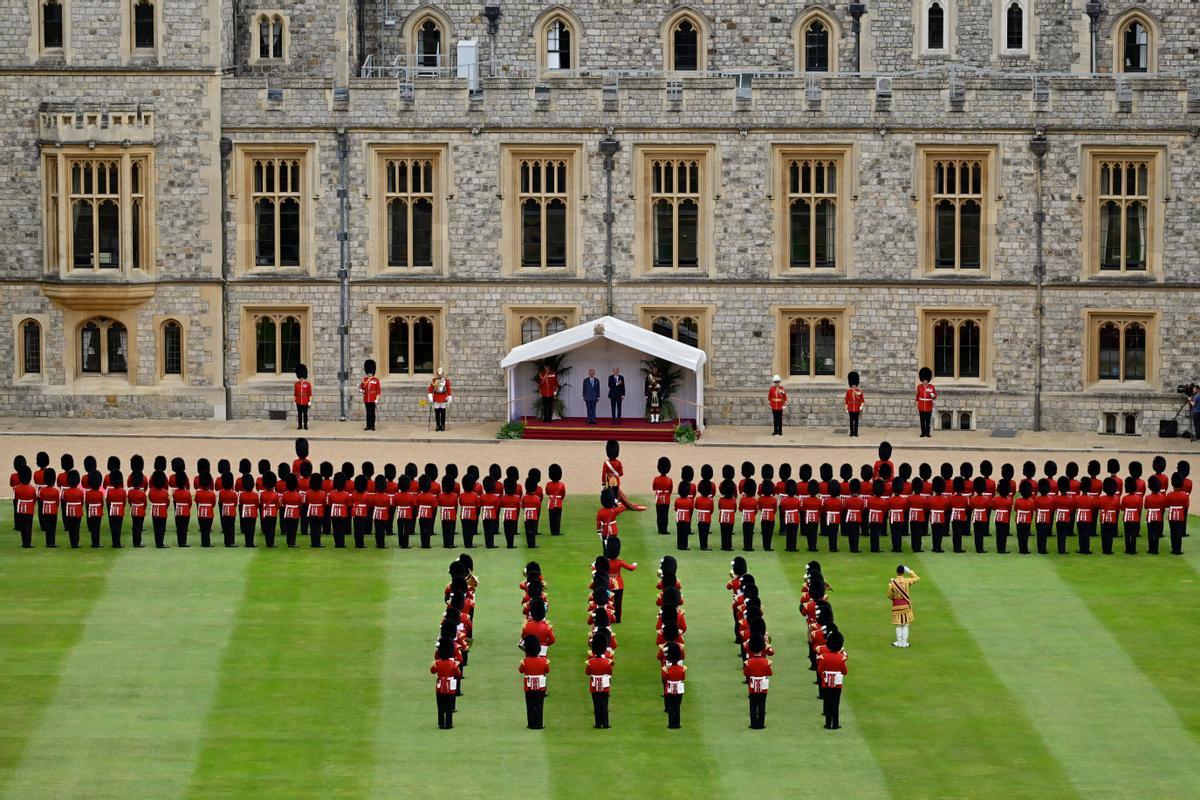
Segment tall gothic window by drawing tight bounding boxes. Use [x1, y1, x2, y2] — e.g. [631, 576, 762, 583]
[669, 17, 701, 71]
[931, 158, 983, 271]
[1004, 2, 1024, 51]
[20, 320, 43, 377]
[1094, 317, 1150, 383]
[519, 159, 569, 270]
[253, 313, 302, 375]
[386, 313, 438, 376]
[416, 18, 443, 69]
[1098, 160, 1148, 272]
[787, 317, 838, 378]
[256, 14, 285, 60]
[162, 319, 182, 377]
[1121, 19, 1149, 73]
[133, 0, 155, 50]
[927, 2, 945, 51]
[651, 159, 701, 270]
[252, 158, 302, 268]
[385, 158, 434, 268]
[545, 17, 573, 70]
[804, 21, 829, 72]
[926, 314, 986, 380]
[787, 159, 838, 269]
[42, 0, 64, 50]
[650, 315, 700, 349]
[80, 318, 128, 376]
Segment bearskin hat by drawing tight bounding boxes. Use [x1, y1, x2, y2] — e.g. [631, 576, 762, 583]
[722, 464, 736, 481]
[294, 437, 309, 459]
[1128, 461, 1143, 479]
[730, 556, 747, 575]
[848, 370, 860, 387]
[747, 634, 767, 655]
[700, 464, 714, 481]
[819, 463, 833, 482]
[878, 441, 893, 461]
[600, 488, 616, 509]
[363, 359, 376, 375]
[779, 463, 793, 481]
[659, 555, 678, 574]
[657, 456, 672, 475]
[909, 477, 923, 495]
[839, 463, 852, 481]
[522, 635, 542, 656]
[1107, 458, 1121, 475]
[826, 630, 845, 652]
[606, 439, 620, 460]
[1152, 455, 1166, 473]
[604, 536, 622, 559]
[295, 362, 308, 380]
[741, 461, 755, 480]
[593, 556, 610, 576]
[1177, 460, 1191, 478]
[1102, 476, 1117, 495]
[799, 464, 813, 481]
[919, 366, 933, 382]
[548, 463, 562, 481]
[680, 465, 695, 484]
[720, 480, 736, 499]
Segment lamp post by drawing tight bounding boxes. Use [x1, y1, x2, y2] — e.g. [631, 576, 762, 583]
[848, 1, 867, 74]
[1029, 129, 1049, 432]
[483, 5, 501, 75]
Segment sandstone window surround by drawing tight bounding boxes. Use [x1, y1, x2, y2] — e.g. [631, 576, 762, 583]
[506, 306, 580, 348]
[638, 305, 712, 380]
[663, 9, 709, 72]
[774, 308, 851, 384]
[536, 10, 581, 73]
[794, 9, 839, 73]
[500, 145, 584, 276]
[634, 145, 716, 276]
[42, 148, 154, 278]
[16, 317, 45, 381]
[996, 0, 1031, 58]
[158, 317, 184, 381]
[1080, 147, 1164, 279]
[915, 0, 956, 58]
[366, 145, 448, 275]
[1112, 10, 1157, 74]
[406, 8, 452, 72]
[123, 0, 161, 63]
[79, 317, 130, 377]
[915, 145, 998, 276]
[772, 145, 853, 276]
[34, 0, 68, 58]
[232, 144, 316, 274]
[244, 308, 307, 380]
[1084, 311, 1157, 388]
[919, 309, 992, 385]
[250, 11, 288, 64]
[372, 306, 447, 380]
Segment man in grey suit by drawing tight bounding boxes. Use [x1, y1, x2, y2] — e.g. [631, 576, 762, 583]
[607, 368, 626, 424]
[582, 369, 601, 425]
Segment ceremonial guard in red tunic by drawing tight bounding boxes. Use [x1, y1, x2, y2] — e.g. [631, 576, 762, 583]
[293, 363, 312, 430]
[359, 359, 381, 431]
[915, 367, 937, 438]
[844, 371, 865, 437]
[768, 375, 788, 435]
[536, 365, 558, 424]
[427, 368, 452, 431]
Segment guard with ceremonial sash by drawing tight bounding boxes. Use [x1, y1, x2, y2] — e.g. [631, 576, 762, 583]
[888, 565, 919, 648]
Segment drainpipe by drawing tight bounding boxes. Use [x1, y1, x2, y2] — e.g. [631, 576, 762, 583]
[848, 1, 866, 74]
[336, 127, 350, 422]
[598, 135, 621, 316]
[219, 136, 234, 419]
[1030, 129, 1048, 431]
[231, 0, 240, 74]
[1085, 1, 1102, 74]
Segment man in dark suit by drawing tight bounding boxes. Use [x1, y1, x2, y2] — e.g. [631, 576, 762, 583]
[607, 368, 626, 424]
[583, 369, 602, 425]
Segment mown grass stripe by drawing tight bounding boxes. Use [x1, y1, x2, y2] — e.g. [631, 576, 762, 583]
[0, 537, 117, 795]
[932, 553, 1200, 799]
[1, 548, 250, 800]
[537, 503, 725, 800]
[184, 547, 389, 800]
[368, 541, 553, 800]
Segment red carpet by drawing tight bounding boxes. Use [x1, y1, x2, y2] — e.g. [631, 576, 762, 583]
[519, 417, 696, 443]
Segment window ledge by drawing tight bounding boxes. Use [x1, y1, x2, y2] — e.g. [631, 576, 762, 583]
[1086, 272, 1156, 282]
[14, 374, 46, 386]
[376, 267, 440, 278]
[783, 376, 842, 387]
[778, 269, 845, 278]
[930, 380, 993, 391]
[241, 375, 296, 386]
[1083, 381, 1156, 394]
[72, 375, 132, 390]
[238, 267, 310, 279]
[43, 282, 156, 310]
[159, 375, 186, 387]
[922, 271, 992, 279]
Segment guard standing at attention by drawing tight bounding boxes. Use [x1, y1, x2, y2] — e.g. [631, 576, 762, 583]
[537, 364, 559, 424]
[359, 359, 381, 431]
[845, 371, 865, 437]
[427, 368, 452, 431]
[916, 367, 937, 438]
[888, 565, 920, 648]
[293, 363, 312, 430]
[768, 376, 788, 436]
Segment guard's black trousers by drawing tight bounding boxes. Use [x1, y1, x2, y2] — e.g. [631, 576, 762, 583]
[1123, 521, 1139, 554]
[1100, 523, 1117, 554]
[696, 521, 711, 550]
[761, 520, 775, 551]
[802, 522, 819, 552]
[952, 521, 969, 553]
[441, 518, 458, 548]
[1035, 522, 1051, 554]
[364, 402, 376, 430]
[483, 519, 499, 548]
[1055, 522, 1073, 555]
[222, 515, 238, 547]
[281, 517, 299, 547]
[890, 521, 908, 553]
[64, 515, 82, 548]
[39, 512, 58, 547]
[719, 522, 734, 551]
[772, 409, 783, 435]
[676, 521, 691, 550]
[241, 516, 257, 547]
[524, 520, 539, 548]
[434, 407, 446, 431]
[665, 693, 682, 728]
[150, 516, 166, 548]
[1016, 523, 1032, 554]
[130, 516, 143, 547]
[261, 516, 278, 547]
[919, 411, 933, 437]
[548, 508, 562, 536]
[198, 516, 213, 547]
[995, 521, 1010, 553]
[524, 690, 546, 729]
[931, 522, 948, 552]
[973, 521, 990, 553]
[419, 517, 435, 548]
[909, 521, 927, 553]
[353, 515, 370, 548]
[656, 504, 670, 535]
[174, 515, 191, 547]
[847, 411, 860, 437]
[591, 693, 609, 727]
[742, 522, 756, 551]
[461, 518, 478, 548]
[296, 404, 308, 429]
[1076, 521, 1094, 554]
[868, 522, 885, 553]
[1146, 521, 1164, 555]
[436, 693, 455, 729]
[1168, 519, 1186, 555]
[87, 515, 103, 547]
[612, 588, 624, 624]
[823, 688, 843, 728]
[749, 693, 767, 729]
[16, 514, 33, 547]
[503, 520, 518, 548]
[332, 516, 349, 548]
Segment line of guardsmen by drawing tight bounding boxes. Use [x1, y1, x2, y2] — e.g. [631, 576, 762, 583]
[798, 561, 849, 729]
[658, 443, 1192, 556]
[519, 560, 554, 729]
[728, 556, 774, 728]
[431, 555, 477, 729]
[8, 441, 567, 550]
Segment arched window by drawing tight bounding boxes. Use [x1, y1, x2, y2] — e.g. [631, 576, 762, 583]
[927, 2, 945, 51]
[787, 316, 838, 378]
[161, 319, 182, 377]
[19, 319, 42, 377]
[649, 314, 700, 349]
[519, 159, 569, 270]
[79, 318, 128, 376]
[787, 158, 838, 269]
[1003, 1, 1024, 51]
[1095, 317, 1150, 382]
[928, 313, 986, 380]
[252, 158, 302, 268]
[665, 12, 706, 72]
[386, 313, 437, 376]
[70, 160, 121, 270]
[544, 16, 574, 70]
[519, 315, 569, 344]
[252, 313, 302, 376]
[256, 13, 286, 60]
[803, 20, 830, 72]
[385, 157, 434, 268]
[42, 0, 64, 50]
[132, 0, 155, 51]
[1121, 18, 1149, 73]
[415, 17, 444, 69]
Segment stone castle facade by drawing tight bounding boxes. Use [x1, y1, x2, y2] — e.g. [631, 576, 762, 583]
[2, 0, 1198, 432]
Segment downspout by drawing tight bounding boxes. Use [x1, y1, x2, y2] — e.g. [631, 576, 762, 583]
[1085, 1, 1102, 74]
[848, 2, 866, 74]
[598, 135, 621, 316]
[1030, 129, 1048, 432]
[231, 0, 240, 74]
[355, 0, 366, 75]
[336, 127, 350, 421]
[219, 136, 234, 419]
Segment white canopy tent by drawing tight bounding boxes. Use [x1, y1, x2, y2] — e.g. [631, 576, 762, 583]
[499, 316, 707, 430]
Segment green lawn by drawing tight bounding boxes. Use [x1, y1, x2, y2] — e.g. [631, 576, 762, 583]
[0, 501, 1197, 800]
